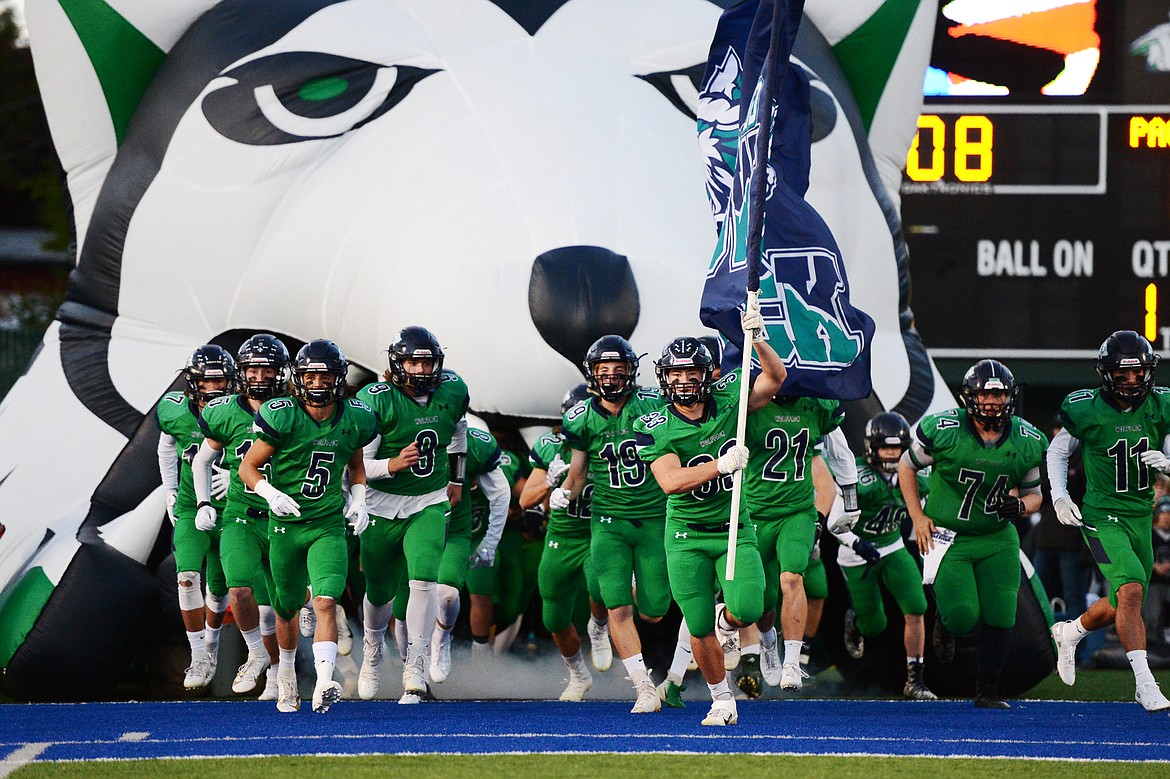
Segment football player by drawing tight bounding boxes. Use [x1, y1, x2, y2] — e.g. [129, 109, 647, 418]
[157, 344, 234, 691]
[900, 360, 1047, 708]
[355, 327, 469, 703]
[556, 336, 670, 714]
[239, 339, 377, 713]
[1049, 331, 1170, 712]
[191, 334, 289, 700]
[634, 301, 785, 726]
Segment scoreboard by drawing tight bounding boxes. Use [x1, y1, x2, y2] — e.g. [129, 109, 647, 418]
[900, 1, 1170, 356]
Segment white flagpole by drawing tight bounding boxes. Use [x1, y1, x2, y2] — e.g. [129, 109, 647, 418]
[725, 288, 759, 581]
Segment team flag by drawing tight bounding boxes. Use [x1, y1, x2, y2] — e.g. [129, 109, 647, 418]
[698, 0, 874, 400]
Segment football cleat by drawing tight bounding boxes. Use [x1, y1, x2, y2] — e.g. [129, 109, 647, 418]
[358, 636, 383, 700]
[276, 673, 300, 713]
[587, 617, 613, 672]
[974, 681, 1010, 709]
[780, 661, 808, 691]
[657, 678, 686, 708]
[258, 667, 280, 701]
[844, 608, 865, 659]
[183, 656, 212, 690]
[631, 678, 661, 713]
[401, 655, 428, 703]
[736, 654, 763, 700]
[1136, 681, 1170, 712]
[559, 663, 593, 702]
[312, 679, 342, 713]
[761, 641, 781, 687]
[1051, 620, 1079, 686]
[430, 626, 453, 684]
[932, 615, 954, 664]
[903, 660, 937, 701]
[701, 698, 738, 726]
[232, 654, 271, 694]
[336, 606, 353, 656]
[300, 605, 317, 638]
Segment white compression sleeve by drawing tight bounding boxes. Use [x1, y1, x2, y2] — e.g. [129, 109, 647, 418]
[822, 427, 858, 487]
[192, 440, 218, 504]
[1046, 428, 1081, 502]
[158, 433, 179, 493]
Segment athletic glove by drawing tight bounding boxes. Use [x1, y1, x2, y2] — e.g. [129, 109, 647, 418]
[469, 542, 497, 569]
[549, 487, 571, 510]
[254, 479, 301, 518]
[852, 538, 881, 566]
[1140, 449, 1170, 475]
[545, 454, 570, 488]
[345, 484, 369, 536]
[741, 297, 765, 343]
[165, 491, 178, 526]
[717, 445, 749, 475]
[1054, 496, 1084, 528]
[518, 506, 547, 538]
[195, 502, 217, 532]
[210, 465, 230, 500]
[988, 493, 1026, 519]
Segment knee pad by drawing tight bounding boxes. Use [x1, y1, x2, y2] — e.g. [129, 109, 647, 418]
[205, 588, 229, 615]
[437, 582, 459, 608]
[409, 579, 437, 593]
[258, 605, 277, 636]
[177, 571, 204, 611]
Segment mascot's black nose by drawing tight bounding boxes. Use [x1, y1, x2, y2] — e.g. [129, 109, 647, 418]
[529, 245, 640, 368]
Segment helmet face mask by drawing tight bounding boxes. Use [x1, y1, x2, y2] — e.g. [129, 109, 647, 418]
[387, 326, 445, 395]
[293, 339, 348, 407]
[1097, 330, 1159, 405]
[864, 412, 910, 474]
[583, 335, 639, 402]
[236, 333, 290, 401]
[654, 337, 714, 407]
[959, 359, 1018, 431]
[184, 345, 236, 403]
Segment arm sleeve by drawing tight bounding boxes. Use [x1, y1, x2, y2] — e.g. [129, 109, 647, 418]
[363, 434, 391, 480]
[821, 427, 858, 486]
[447, 417, 468, 454]
[1046, 428, 1081, 502]
[905, 439, 934, 469]
[158, 433, 179, 493]
[476, 468, 511, 550]
[191, 440, 219, 504]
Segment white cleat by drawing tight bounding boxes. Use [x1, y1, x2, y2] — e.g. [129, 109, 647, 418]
[258, 667, 280, 701]
[630, 679, 661, 713]
[701, 698, 738, 726]
[559, 665, 593, 702]
[276, 673, 300, 712]
[312, 679, 343, 713]
[1051, 621, 1079, 686]
[299, 606, 316, 638]
[714, 604, 740, 670]
[400, 655, 427, 704]
[183, 656, 212, 690]
[761, 642, 781, 687]
[587, 618, 613, 672]
[1136, 681, 1170, 712]
[359, 637, 383, 700]
[204, 645, 219, 686]
[336, 606, 353, 656]
[780, 661, 808, 691]
[430, 627, 453, 684]
[232, 654, 271, 694]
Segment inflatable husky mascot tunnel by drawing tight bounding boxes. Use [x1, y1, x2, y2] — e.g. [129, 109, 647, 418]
[0, 0, 1053, 700]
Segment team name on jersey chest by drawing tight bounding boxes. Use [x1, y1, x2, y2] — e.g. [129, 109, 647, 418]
[701, 430, 727, 447]
[770, 415, 802, 423]
[1115, 425, 1144, 433]
[415, 415, 439, 425]
[314, 438, 339, 446]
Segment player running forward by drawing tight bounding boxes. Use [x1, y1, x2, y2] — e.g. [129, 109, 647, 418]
[356, 326, 469, 703]
[832, 411, 937, 700]
[157, 345, 234, 691]
[1048, 331, 1170, 712]
[240, 340, 377, 713]
[900, 360, 1047, 709]
[556, 336, 670, 714]
[191, 334, 290, 700]
[521, 383, 609, 701]
[634, 304, 785, 726]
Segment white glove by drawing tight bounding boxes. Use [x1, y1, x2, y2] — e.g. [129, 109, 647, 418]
[1140, 449, 1170, 475]
[469, 542, 497, 569]
[717, 445, 749, 475]
[549, 487, 571, 510]
[195, 503, 218, 532]
[545, 455, 570, 488]
[741, 296, 764, 342]
[211, 466, 230, 500]
[1054, 496, 1084, 528]
[828, 510, 859, 535]
[254, 479, 301, 518]
[345, 484, 370, 536]
[165, 491, 178, 526]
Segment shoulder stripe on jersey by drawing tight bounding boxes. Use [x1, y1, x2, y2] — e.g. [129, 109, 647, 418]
[254, 412, 281, 441]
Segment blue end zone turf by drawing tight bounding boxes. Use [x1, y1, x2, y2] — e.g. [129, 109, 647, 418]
[1, 700, 1168, 764]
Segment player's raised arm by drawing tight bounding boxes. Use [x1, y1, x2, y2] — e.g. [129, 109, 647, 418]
[745, 311, 787, 413]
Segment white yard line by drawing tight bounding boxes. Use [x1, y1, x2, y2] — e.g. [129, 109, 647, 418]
[0, 742, 51, 778]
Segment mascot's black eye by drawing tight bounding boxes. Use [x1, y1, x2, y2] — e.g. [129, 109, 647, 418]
[639, 64, 706, 120]
[203, 52, 438, 145]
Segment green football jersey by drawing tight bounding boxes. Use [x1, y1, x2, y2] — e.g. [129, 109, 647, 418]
[450, 426, 503, 531]
[911, 409, 1048, 535]
[530, 431, 592, 538]
[357, 371, 471, 497]
[634, 369, 745, 526]
[745, 397, 844, 522]
[851, 458, 930, 546]
[562, 388, 667, 520]
[156, 391, 223, 518]
[471, 448, 527, 539]
[199, 393, 269, 513]
[253, 397, 378, 523]
[1059, 386, 1170, 521]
